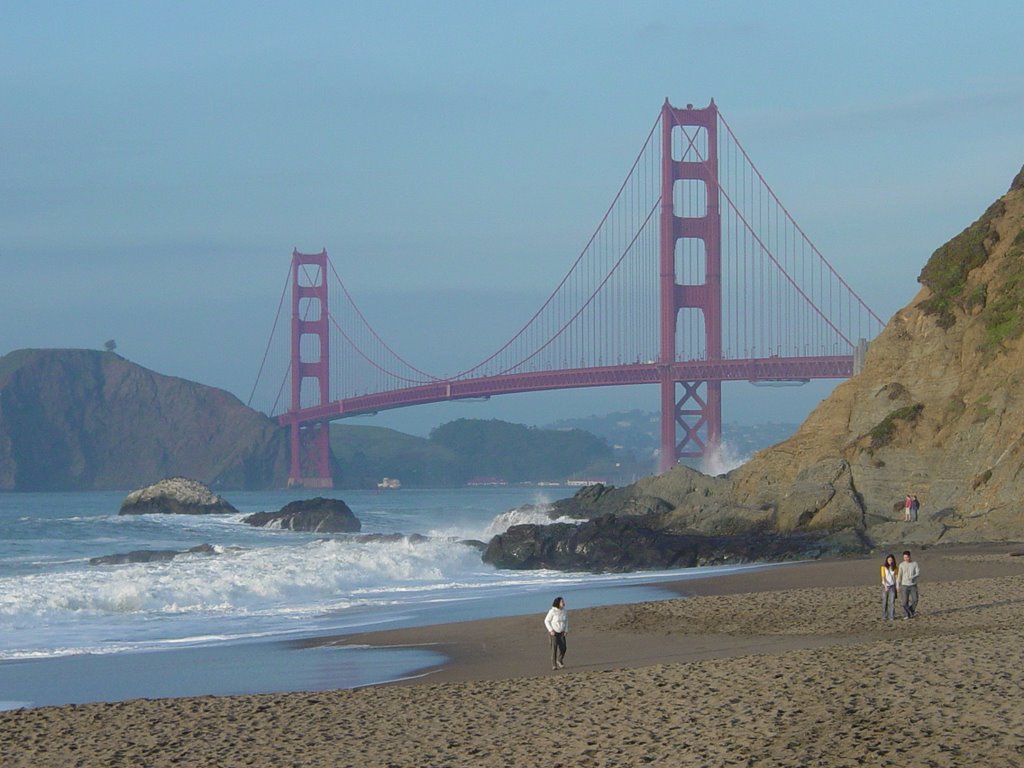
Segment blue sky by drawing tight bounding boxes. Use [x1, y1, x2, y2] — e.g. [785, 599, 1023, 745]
[3, 2, 1023, 435]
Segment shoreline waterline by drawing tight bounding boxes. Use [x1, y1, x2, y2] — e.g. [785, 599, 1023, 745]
[4, 544, 1024, 767]
[0, 561, 779, 709]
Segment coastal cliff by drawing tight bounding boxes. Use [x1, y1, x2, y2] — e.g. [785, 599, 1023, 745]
[0, 349, 289, 490]
[490, 166, 1024, 566]
[726, 165, 1024, 545]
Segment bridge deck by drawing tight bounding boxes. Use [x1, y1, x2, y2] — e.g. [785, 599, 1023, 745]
[280, 356, 851, 424]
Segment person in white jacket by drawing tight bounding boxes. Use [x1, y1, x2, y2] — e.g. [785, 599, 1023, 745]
[544, 596, 568, 670]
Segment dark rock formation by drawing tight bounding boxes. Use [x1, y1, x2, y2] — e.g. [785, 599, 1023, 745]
[482, 513, 869, 572]
[545, 482, 677, 520]
[243, 497, 361, 533]
[89, 543, 220, 565]
[0, 348, 290, 491]
[119, 477, 239, 515]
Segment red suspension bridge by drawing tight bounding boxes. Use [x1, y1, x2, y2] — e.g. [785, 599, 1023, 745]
[250, 99, 883, 488]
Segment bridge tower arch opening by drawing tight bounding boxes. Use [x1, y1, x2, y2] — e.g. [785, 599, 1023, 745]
[286, 249, 333, 488]
[659, 99, 722, 472]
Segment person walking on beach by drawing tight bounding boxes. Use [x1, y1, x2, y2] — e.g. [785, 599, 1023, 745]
[544, 596, 568, 670]
[897, 550, 920, 618]
[881, 553, 898, 620]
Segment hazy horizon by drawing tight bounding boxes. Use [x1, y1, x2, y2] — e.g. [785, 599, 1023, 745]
[4, 2, 1023, 436]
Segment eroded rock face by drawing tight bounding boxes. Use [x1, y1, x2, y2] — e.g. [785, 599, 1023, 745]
[726, 167, 1024, 548]
[545, 482, 676, 520]
[498, 167, 1024, 566]
[242, 497, 361, 533]
[119, 477, 239, 516]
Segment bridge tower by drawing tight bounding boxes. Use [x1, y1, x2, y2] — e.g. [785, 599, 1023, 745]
[285, 249, 333, 488]
[659, 99, 722, 472]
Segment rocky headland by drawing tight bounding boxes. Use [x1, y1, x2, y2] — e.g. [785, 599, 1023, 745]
[0, 349, 290, 490]
[727, 165, 1024, 546]
[488, 166, 1024, 569]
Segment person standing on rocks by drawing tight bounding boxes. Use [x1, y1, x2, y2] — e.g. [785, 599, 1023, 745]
[880, 553, 898, 620]
[904, 495, 913, 522]
[910, 495, 920, 522]
[897, 550, 920, 619]
[544, 596, 569, 670]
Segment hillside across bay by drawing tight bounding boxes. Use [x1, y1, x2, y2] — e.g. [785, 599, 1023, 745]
[0, 349, 623, 491]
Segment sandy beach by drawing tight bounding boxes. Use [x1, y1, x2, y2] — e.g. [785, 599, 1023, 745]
[3, 543, 1024, 767]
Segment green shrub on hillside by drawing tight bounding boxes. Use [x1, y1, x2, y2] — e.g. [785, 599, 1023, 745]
[917, 200, 1004, 329]
[978, 227, 1024, 356]
[868, 404, 924, 449]
[944, 397, 966, 423]
[974, 394, 995, 422]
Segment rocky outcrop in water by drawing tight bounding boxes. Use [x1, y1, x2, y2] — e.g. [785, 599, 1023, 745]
[242, 497, 361, 533]
[482, 513, 867, 571]
[541, 482, 675, 520]
[119, 477, 239, 516]
[89, 543, 220, 565]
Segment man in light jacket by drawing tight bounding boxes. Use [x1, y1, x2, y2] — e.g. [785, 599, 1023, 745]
[897, 550, 920, 618]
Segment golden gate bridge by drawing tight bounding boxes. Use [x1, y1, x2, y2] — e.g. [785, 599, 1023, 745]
[249, 99, 884, 488]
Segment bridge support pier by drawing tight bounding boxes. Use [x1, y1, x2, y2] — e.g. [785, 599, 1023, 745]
[658, 99, 723, 473]
[661, 379, 721, 464]
[287, 419, 333, 489]
[286, 249, 333, 489]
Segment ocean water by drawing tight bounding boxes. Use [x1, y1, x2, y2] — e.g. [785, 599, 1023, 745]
[0, 487, 770, 709]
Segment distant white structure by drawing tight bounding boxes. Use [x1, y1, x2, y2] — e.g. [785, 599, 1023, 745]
[466, 477, 508, 486]
[377, 477, 401, 489]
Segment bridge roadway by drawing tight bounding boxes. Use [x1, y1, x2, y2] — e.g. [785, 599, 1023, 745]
[279, 355, 852, 426]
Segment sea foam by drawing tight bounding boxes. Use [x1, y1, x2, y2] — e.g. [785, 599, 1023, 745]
[482, 505, 582, 539]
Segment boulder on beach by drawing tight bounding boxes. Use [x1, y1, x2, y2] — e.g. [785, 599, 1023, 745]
[242, 497, 361, 533]
[119, 477, 239, 516]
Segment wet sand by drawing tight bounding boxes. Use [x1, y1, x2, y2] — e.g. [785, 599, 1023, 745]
[3, 543, 1024, 767]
